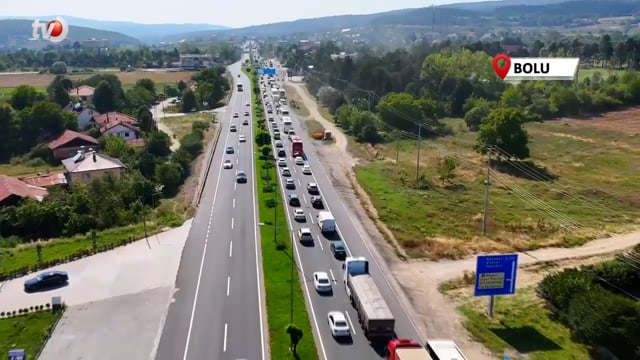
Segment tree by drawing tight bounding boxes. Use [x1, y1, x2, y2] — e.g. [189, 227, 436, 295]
[600, 34, 614, 67]
[464, 105, 490, 131]
[146, 131, 172, 158]
[47, 75, 71, 107]
[475, 107, 529, 159]
[0, 106, 17, 162]
[177, 80, 188, 93]
[316, 86, 344, 113]
[285, 324, 303, 354]
[93, 80, 117, 113]
[135, 78, 156, 96]
[50, 61, 68, 74]
[437, 157, 458, 185]
[137, 106, 155, 133]
[103, 135, 131, 159]
[155, 162, 182, 197]
[181, 89, 197, 113]
[376, 92, 438, 133]
[11, 85, 44, 110]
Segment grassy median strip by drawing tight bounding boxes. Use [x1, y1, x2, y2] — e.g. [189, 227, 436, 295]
[244, 66, 318, 359]
[0, 310, 63, 357]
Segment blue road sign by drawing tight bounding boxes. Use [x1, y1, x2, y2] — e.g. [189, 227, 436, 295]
[474, 254, 518, 296]
[263, 67, 276, 75]
[257, 68, 264, 74]
[9, 349, 26, 360]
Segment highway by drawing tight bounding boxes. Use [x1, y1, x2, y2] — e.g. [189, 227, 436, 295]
[155, 57, 267, 360]
[258, 69, 424, 359]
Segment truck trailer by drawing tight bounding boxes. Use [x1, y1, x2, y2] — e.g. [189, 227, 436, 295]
[316, 211, 336, 233]
[343, 257, 395, 340]
[387, 338, 431, 360]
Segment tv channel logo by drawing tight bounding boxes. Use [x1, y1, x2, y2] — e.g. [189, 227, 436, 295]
[30, 17, 69, 43]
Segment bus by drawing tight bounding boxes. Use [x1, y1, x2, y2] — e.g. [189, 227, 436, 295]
[237, 83, 243, 92]
[289, 135, 303, 157]
[426, 340, 468, 360]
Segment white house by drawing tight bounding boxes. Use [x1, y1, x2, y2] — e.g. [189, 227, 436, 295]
[64, 103, 100, 130]
[100, 121, 141, 140]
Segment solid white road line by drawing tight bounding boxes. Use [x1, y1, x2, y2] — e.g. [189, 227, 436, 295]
[223, 323, 228, 352]
[329, 269, 336, 283]
[317, 235, 324, 251]
[231, 218, 234, 229]
[344, 311, 357, 336]
[182, 91, 235, 360]
[297, 178, 301, 186]
[229, 241, 233, 258]
[236, 158, 239, 165]
[227, 276, 231, 296]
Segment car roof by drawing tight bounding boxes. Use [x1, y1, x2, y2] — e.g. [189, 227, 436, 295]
[309, 183, 317, 186]
[314, 271, 329, 279]
[286, 178, 294, 182]
[334, 241, 345, 248]
[300, 227, 311, 232]
[328, 311, 346, 320]
[237, 170, 246, 175]
[289, 193, 298, 198]
[294, 208, 304, 213]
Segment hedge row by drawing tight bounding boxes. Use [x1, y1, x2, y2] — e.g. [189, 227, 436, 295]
[0, 302, 65, 319]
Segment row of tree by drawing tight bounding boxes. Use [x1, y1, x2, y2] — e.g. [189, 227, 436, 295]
[537, 253, 640, 359]
[0, 42, 241, 71]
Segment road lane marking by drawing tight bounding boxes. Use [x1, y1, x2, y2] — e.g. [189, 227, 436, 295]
[297, 179, 301, 186]
[233, 198, 236, 208]
[182, 88, 235, 360]
[234, 182, 237, 191]
[344, 310, 357, 336]
[231, 218, 234, 229]
[310, 216, 314, 224]
[236, 158, 239, 165]
[317, 235, 324, 251]
[227, 276, 231, 296]
[223, 323, 228, 352]
[329, 269, 336, 283]
[229, 241, 233, 257]
[302, 194, 307, 204]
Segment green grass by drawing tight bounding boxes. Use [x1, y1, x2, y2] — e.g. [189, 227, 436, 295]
[161, 112, 213, 140]
[0, 163, 63, 177]
[0, 219, 181, 278]
[575, 68, 628, 82]
[0, 310, 63, 357]
[245, 66, 318, 359]
[355, 117, 640, 259]
[459, 288, 591, 360]
[304, 119, 324, 138]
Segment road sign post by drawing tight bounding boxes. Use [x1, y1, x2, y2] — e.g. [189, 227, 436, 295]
[474, 254, 518, 318]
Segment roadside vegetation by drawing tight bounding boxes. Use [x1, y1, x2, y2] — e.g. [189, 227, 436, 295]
[245, 65, 318, 359]
[0, 308, 63, 357]
[0, 68, 227, 279]
[274, 36, 640, 259]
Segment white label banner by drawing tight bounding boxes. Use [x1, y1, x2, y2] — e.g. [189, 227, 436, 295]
[505, 58, 579, 81]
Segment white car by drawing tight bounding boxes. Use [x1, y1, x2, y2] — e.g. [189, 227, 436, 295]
[285, 178, 296, 189]
[239, 135, 246, 142]
[277, 158, 287, 167]
[298, 227, 313, 242]
[245, 101, 250, 106]
[223, 160, 233, 169]
[281, 168, 291, 177]
[293, 208, 305, 221]
[275, 140, 284, 148]
[313, 272, 332, 293]
[294, 156, 304, 165]
[327, 311, 350, 338]
[302, 165, 312, 175]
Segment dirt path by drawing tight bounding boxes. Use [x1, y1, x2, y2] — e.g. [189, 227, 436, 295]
[287, 77, 640, 360]
[152, 99, 182, 151]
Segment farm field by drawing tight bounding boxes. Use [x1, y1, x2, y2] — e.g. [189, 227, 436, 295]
[0, 70, 193, 89]
[354, 110, 640, 259]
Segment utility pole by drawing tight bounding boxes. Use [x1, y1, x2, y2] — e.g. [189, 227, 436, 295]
[416, 124, 422, 183]
[482, 150, 492, 235]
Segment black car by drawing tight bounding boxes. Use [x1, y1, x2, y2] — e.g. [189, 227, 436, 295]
[307, 183, 320, 195]
[24, 270, 68, 292]
[288, 194, 301, 206]
[331, 242, 347, 259]
[236, 171, 247, 183]
[226, 146, 234, 154]
[310, 195, 324, 209]
[277, 149, 286, 157]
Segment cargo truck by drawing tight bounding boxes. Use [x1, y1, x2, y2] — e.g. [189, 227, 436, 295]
[290, 135, 303, 157]
[387, 338, 431, 360]
[343, 257, 395, 340]
[316, 211, 336, 233]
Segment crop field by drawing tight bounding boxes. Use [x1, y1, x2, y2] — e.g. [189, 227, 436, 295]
[0, 70, 193, 89]
[355, 111, 640, 259]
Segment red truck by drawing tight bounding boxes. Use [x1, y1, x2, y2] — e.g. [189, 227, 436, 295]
[387, 338, 431, 360]
[290, 135, 303, 157]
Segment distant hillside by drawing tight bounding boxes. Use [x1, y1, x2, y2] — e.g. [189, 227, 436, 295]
[0, 19, 140, 45]
[0, 16, 229, 44]
[180, 0, 639, 37]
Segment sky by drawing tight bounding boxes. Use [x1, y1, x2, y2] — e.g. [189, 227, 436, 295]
[4, 0, 484, 28]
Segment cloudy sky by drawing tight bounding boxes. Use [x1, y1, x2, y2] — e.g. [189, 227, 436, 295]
[4, 0, 483, 28]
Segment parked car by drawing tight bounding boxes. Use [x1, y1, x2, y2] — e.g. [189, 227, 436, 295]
[24, 271, 68, 292]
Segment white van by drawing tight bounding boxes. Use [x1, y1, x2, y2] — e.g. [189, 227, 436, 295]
[282, 116, 292, 126]
[317, 211, 336, 233]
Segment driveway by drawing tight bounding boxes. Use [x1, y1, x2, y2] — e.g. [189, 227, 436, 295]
[0, 220, 191, 360]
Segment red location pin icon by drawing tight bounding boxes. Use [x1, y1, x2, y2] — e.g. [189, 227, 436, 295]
[492, 54, 511, 80]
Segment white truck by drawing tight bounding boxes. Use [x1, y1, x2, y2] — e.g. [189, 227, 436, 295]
[316, 211, 336, 233]
[343, 257, 395, 340]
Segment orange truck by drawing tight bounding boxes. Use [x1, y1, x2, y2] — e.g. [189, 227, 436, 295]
[387, 338, 431, 360]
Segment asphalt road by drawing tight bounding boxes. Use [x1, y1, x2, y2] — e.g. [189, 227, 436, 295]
[259, 73, 423, 359]
[155, 58, 266, 360]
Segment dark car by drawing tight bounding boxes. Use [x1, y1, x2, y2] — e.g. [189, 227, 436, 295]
[236, 170, 247, 183]
[288, 194, 301, 206]
[277, 149, 286, 157]
[310, 195, 324, 209]
[307, 183, 320, 195]
[226, 146, 234, 154]
[330, 242, 346, 259]
[24, 270, 68, 292]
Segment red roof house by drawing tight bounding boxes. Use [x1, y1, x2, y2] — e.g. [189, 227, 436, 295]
[68, 85, 95, 99]
[48, 130, 100, 160]
[0, 175, 49, 206]
[92, 112, 138, 128]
